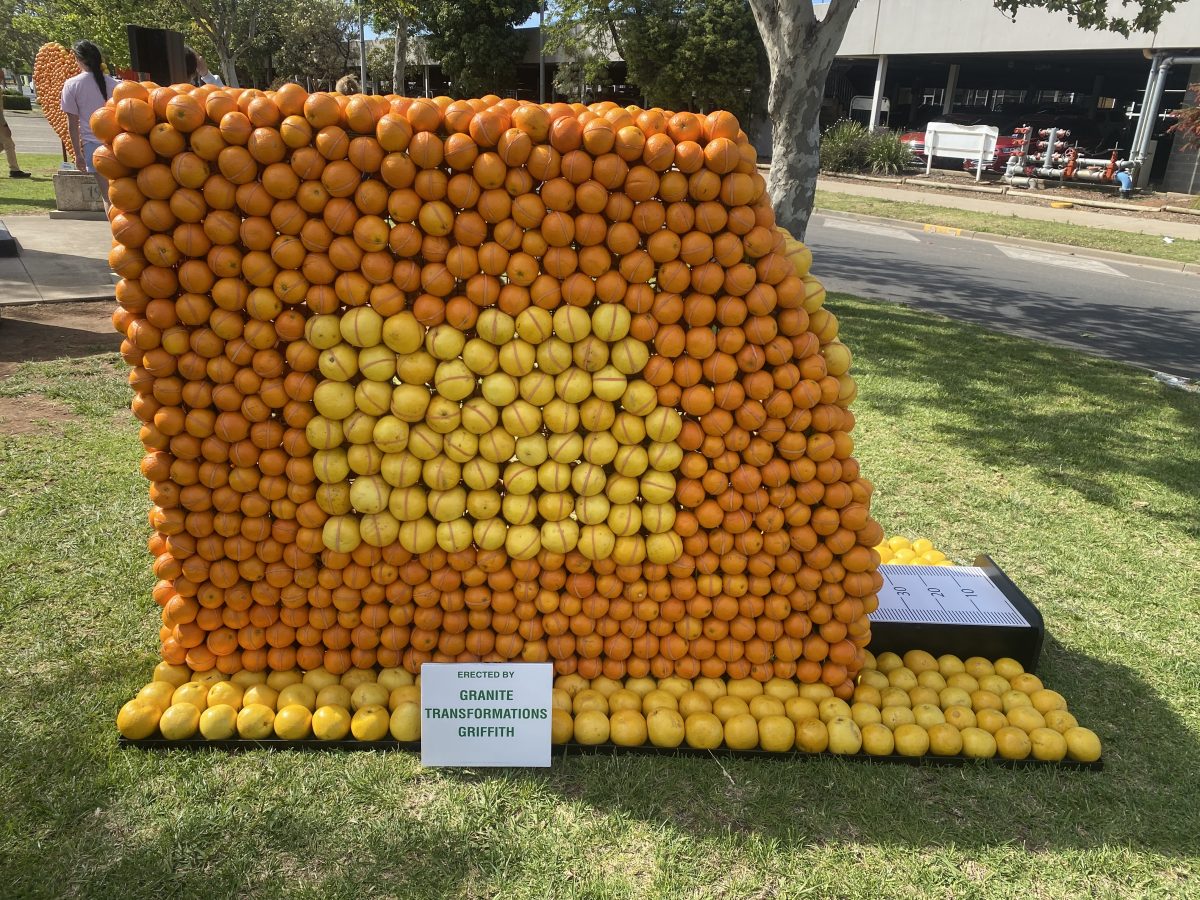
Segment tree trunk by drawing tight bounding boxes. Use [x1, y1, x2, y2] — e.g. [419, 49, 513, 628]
[218, 50, 240, 88]
[394, 17, 407, 95]
[748, 0, 860, 240]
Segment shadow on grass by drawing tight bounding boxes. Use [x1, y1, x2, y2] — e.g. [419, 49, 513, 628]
[827, 293, 1200, 539]
[809, 237, 1200, 379]
[0, 194, 58, 212]
[0, 316, 122, 368]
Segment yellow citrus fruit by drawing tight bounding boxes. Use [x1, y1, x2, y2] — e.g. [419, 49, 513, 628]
[964, 656, 994, 678]
[1044, 709, 1079, 733]
[551, 688, 572, 711]
[199, 704, 238, 740]
[713, 695, 750, 723]
[818, 697, 851, 722]
[979, 674, 1011, 695]
[302, 667, 340, 691]
[351, 704, 390, 740]
[880, 687, 911, 709]
[975, 708, 1008, 735]
[554, 673, 589, 696]
[206, 681, 244, 710]
[1064, 727, 1102, 762]
[647, 708, 686, 748]
[947, 672, 980, 693]
[794, 718, 829, 753]
[859, 669, 889, 691]
[893, 723, 930, 757]
[757, 715, 795, 752]
[912, 703, 945, 728]
[684, 712, 724, 749]
[340, 668, 377, 691]
[317, 684, 353, 709]
[1007, 706, 1047, 733]
[798, 683, 833, 701]
[153, 661, 192, 688]
[626, 676, 660, 697]
[678, 690, 713, 717]
[851, 702, 882, 728]
[274, 704, 313, 740]
[764, 678, 799, 700]
[313, 704, 352, 740]
[116, 698, 161, 739]
[389, 701, 421, 741]
[960, 726, 998, 759]
[389, 685, 421, 710]
[723, 713, 759, 750]
[749, 695, 785, 720]
[993, 657, 1024, 680]
[909, 686, 940, 708]
[1001, 690, 1033, 713]
[995, 726, 1032, 760]
[171, 682, 209, 710]
[902, 649, 938, 673]
[277, 683, 317, 711]
[881, 706, 915, 730]
[970, 689, 1002, 712]
[1030, 689, 1068, 714]
[939, 687, 972, 709]
[656, 676, 692, 699]
[158, 702, 200, 740]
[237, 703, 276, 739]
[591, 675, 624, 697]
[641, 689, 678, 713]
[785, 697, 820, 722]
[351, 683, 390, 711]
[886, 668, 918, 690]
[927, 722, 963, 756]
[608, 689, 642, 712]
[853, 683, 882, 708]
[610, 709, 648, 747]
[243, 684, 280, 709]
[231, 670, 268, 687]
[1010, 672, 1043, 694]
[551, 708, 573, 744]
[937, 654, 965, 676]
[943, 706, 977, 730]
[194, 669, 227, 687]
[573, 709, 610, 745]
[266, 669, 303, 691]
[826, 716, 863, 755]
[861, 722, 895, 756]
[378, 667, 415, 691]
[726, 678, 764, 701]
[916, 670, 947, 691]
[137, 681, 176, 711]
[573, 689, 609, 714]
[1029, 727, 1067, 761]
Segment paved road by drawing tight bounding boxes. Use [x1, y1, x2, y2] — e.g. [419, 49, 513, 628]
[805, 214, 1200, 380]
[6, 109, 66, 155]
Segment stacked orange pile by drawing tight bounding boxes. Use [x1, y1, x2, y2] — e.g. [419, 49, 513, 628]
[103, 82, 882, 700]
[32, 42, 76, 160]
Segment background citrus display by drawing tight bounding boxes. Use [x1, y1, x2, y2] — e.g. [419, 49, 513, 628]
[116, 650, 1102, 764]
[32, 42, 77, 161]
[102, 82, 883, 701]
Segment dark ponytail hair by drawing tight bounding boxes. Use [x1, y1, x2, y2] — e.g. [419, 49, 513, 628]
[73, 40, 108, 100]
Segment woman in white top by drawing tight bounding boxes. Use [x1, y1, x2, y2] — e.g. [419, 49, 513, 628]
[60, 40, 119, 212]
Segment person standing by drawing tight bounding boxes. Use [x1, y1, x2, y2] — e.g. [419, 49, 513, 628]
[60, 40, 118, 212]
[0, 100, 32, 178]
[184, 47, 225, 87]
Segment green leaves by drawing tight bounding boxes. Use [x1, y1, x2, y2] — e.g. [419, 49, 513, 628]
[419, 0, 540, 97]
[991, 0, 1178, 36]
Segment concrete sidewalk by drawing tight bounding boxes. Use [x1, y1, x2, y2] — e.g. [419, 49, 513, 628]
[816, 176, 1200, 242]
[0, 216, 116, 304]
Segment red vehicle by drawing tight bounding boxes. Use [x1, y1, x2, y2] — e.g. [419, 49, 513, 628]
[900, 128, 1024, 173]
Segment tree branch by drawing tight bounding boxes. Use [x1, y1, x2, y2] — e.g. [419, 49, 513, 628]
[812, 0, 861, 60]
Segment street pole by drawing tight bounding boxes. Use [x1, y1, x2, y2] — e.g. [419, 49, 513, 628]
[538, 0, 546, 103]
[359, 3, 368, 91]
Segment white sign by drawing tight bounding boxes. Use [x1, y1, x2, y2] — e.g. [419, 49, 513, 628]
[871, 565, 1031, 628]
[420, 663, 553, 767]
[923, 122, 999, 181]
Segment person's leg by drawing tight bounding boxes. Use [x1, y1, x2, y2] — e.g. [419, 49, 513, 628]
[83, 140, 110, 212]
[1, 121, 28, 176]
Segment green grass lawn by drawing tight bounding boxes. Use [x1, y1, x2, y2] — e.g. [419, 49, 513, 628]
[815, 190, 1200, 265]
[0, 152, 65, 214]
[1, 296, 1197, 899]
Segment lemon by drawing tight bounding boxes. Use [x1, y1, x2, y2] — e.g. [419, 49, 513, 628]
[554, 673, 589, 697]
[137, 681, 176, 711]
[684, 712, 724, 749]
[266, 669, 302, 691]
[757, 715, 795, 752]
[798, 683, 833, 701]
[1007, 706, 1047, 733]
[979, 674, 1011, 695]
[231, 670, 268, 687]
[908, 687, 940, 708]
[159, 703, 201, 740]
[995, 726, 1032, 760]
[726, 679, 764, 701]
[610, 709, 648, 747]
[1030, 688, 1067, 714]
[1064, 727, 1102, 763]
[608, 689, 642, 713]
[713, 695, 750, 722]
[194, 669, 227, 687]
[678, 690, 713, 717]
[881, 706, 916, 730]
[1029, 727, 1067, 761]
[861, 722, 895, 756]
[274, 704, 313, 740]
[550, 708, 573, 744]
[947, 672, 979, 693]
[886, 536, 911, 551]
[237, 703, 276, 739]
[916, 670, 947, 691]
[625, 676, 659, 697]
[970, 689, 1003, 712]
[351, 704, 390, 741]
[656, 676, 693, 699]
[794, 718, 829, 753]
[389, 701, 421, 741]
[826, 716, 863, 755]
[573, 709, 610, 745]
[206, 681, 244, 711]
[691, 677, 726, 700]
[902, 649, 938, 673]
[573, 689, 609, 714]
[853, 683, 882, 708]
[992, 657, 1024, 680]
[859, 669, 889, 691]
[117, 698, 161, 739]
[960, 726, 998, 759]
[172, 682, 209, 710]
[886, 668, 917, 690]
[551, 688, 572, 711]
[152, 661, 192, 688]
[749, 695, 786, 720]
[892, 548, 917, 563]
[1001, 690, 1033, 713]
[910, 538, 933, 554]
[199, 704, 238, 740]
[880, 687, 911, 709]
[340, 668, 377, 691]
[893, 723, 930, 757]
[937, 653, 965, 676]
[964, 657, 994, 678]
[764, 678, 799, 701]
[313, 705, 352, 740]
[1044, 709, 1079, 733]
[861, 650, 877, 670]
[302, 667, 341, 691]
[646, 708, 685, 747]
[389, 685, 421, 710]
[938, 687, 972, 710]
[351, 683, 390, 711]
[818, 697, 851, 722]
[851, 702, 882, 728]
[912, 703, 945, 728]
[591, 675, 624, 698]
[317, 684, 353, 709]
[278, 683, 317, 711]
[781, 698, 817, 724]
[943, 706, 977, 730]
[243, 684, 280, 710]
[723, 713, 759, 750]
[921, 550, 946, 564]
[378, 667, 414, 692]
[975, 708, 1008, 735]
[927, 722, 963, 756]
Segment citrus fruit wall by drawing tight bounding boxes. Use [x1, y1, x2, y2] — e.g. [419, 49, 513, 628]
[102, 83, 881, 699]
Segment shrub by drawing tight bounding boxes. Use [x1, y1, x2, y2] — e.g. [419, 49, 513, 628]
[2, 91, 33, 111]
[867, 130, 915, 175]
[820, 120, 872, 173]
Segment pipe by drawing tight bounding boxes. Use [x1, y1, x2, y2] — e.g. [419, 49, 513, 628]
[1133, 54, 1200, 168]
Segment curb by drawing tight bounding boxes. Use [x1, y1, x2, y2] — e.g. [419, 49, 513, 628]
[0, 293, 116, 309]
[812, 209, 1195, 275]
